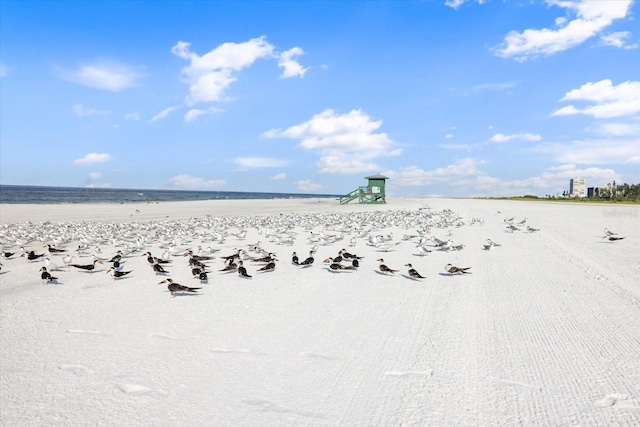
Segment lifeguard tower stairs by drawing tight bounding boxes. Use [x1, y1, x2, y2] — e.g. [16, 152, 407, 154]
[340, 174, 389, 205]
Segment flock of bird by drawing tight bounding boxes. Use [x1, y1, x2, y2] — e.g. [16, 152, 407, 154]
[0, 206, 625, 297]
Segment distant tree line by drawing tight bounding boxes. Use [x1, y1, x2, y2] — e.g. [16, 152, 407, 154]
[551, 181, 640, 202]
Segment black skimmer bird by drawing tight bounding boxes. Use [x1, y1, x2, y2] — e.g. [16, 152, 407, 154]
[238, 261, 252, 278]
[40, 266, 58, 284]
[144, 252, 170, 264]
[327, 262, 355, 273]
[605, 235, 625, 242]
[291, 251, 299, 265]
[70, 259, 102, 273]
[107, 267, 132, 280]
[377, 259, 397, 275]
[445, 264, 471, 275]
[160, 278, 201, 298]
[339, 249, 363, 260]
[153, 262, 169, 274]
[21, 251, 45, 262]
[405, 264, 425, 280]
[197, 271, 208, 283]
[220, 259, 238, 273]
[184, 250, 214, 261]
[46, 244, 67, 253]
[257, 258, 277, 272]
[2, 251, 15, 259]
[251, 252, 276, 263]
[298, 251, 314, 267]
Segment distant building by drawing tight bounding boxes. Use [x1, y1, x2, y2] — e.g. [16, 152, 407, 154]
[570, 178, 586, 198]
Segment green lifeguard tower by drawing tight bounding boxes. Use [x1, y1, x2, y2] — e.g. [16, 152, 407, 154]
[340, 174, 389, 205]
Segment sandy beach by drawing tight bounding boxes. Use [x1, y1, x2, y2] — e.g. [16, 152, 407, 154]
[1, 197, 639, 426]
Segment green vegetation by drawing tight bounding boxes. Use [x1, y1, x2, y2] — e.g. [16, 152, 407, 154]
[483, 182, 640, 204]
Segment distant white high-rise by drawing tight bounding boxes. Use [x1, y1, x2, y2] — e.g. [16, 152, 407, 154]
[570, 178, 586, 197]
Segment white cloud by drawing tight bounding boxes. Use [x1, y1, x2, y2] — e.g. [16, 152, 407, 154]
[167, 174, 226, 189]
[270, 172, 286, 180]
[445, 0, 486, 9]
[494, 0, 634, 61]
[489, 133, 542, 143]
[263, 109, 400, 174]
[72, 103, 110, 117]
[184, 107, 223, 123]
[234, 157, 288, 169]
[73, 153, 112, 165]
[278, 47, 309, 78]
[124, 112, 140, 121]
[295, 179, 322, 192]
[172, 37, 275, 104]
[552, 79, 640, 119]
[383, 158, 483, 186]
[150, 106, 177, 122]
[59, 62, 141, 91]
[537, 138, 640, 164]
[588, 122, 640, 137]
[88, 172, 102, 180]
[599, 31, 639, 49]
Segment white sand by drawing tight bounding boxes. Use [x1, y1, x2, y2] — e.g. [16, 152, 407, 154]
[1, 197, 639, 426]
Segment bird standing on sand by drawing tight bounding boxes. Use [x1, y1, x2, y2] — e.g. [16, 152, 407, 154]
[2, 251, 15, 259]
[257, 257, 277, 272]
[605, 235, 625, 242]
[298, 251, 314, 267]
[405, 264, 425, 280]
[377, 259, 398, 275]
[40, 266, 58, 284]
[46, 244, 66, 253]
[106, 267, 132, 280]
[153, 262, 169, 275]
[159, 278, 201, 298]
[291, 251, 299, 265]
[70, 259, 102, 273]
[238, 261, 252, 278]
[445, 264, 471, 275]
[21, 251, 45, 262]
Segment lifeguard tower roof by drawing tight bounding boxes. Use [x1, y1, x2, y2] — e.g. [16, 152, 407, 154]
[364, 174, 389, 180]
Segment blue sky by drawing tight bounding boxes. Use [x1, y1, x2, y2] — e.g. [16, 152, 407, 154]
[1, 0, 638, 197]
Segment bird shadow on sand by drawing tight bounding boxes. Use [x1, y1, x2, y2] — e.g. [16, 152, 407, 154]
[400, 274, 423, 281]
[164, 291, 203, 298]
[373, 270, 395, 276]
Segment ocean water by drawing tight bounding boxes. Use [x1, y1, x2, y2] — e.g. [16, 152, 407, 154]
[0, 185, 339, 205]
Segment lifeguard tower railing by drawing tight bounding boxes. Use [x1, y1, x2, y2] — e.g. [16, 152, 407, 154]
[339, 186, 385, 205]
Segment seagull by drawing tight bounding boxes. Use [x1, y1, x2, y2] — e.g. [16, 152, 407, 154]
[159, 278, 201, 298]
[483, 239, 501, 250]
[415, 245, 432, 256]
[377, 258, 398, 275]
[62, 254, 75, 269]
[445, 263, 471, 275]
[44, 257, 62, 271]
[405, 263, 425, 280]
[40, 266, 58, 284]
[526, 226, 540, 233]
[603, 228, 617, 238]
[106, 267, 132, 280]
[70, 259, 102, 273]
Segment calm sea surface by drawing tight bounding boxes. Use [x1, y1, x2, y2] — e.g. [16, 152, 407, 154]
[0, 185, 339, 205]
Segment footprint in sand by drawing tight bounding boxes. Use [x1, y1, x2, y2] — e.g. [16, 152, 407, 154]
[299, 351, 338, 361]
[384, 370, 433, 378]
[149, 333, 178, 340]
[116, 384, 168, 399]
[60, 364, 94, 376]
[595, 393, 630, 407]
